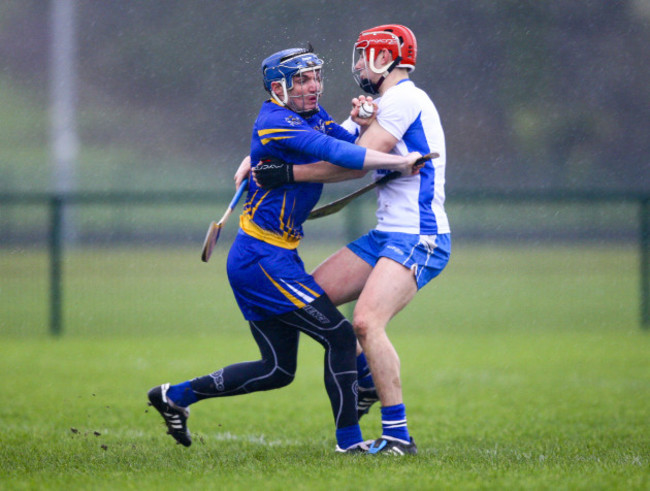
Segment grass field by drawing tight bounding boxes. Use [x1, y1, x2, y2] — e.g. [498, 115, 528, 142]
[1, 244, 648, 490]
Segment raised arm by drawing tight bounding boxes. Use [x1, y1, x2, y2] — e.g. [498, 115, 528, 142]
[253, 149, 424, 189]
[292, 161, 367, 183]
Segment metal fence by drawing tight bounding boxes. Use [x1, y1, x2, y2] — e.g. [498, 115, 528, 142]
[1, 189, 648, 333]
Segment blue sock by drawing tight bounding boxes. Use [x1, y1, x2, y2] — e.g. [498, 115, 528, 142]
[166, 381, 198, 408]
[356, 353, 370, 379]
[381, 404, 410, 443]
[336, 424, 364, 450]
[356, 353, 375, 389]
[359, 373, 375, 389]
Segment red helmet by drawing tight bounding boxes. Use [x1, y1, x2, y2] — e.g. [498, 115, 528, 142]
[354, 24, 417, 73]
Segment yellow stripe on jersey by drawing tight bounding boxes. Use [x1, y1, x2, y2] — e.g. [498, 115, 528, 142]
[259, 264, 306, 309]
[261, 136, 293, 145]
[257, 128, 307, 136]
[239, 214, 300, 249]
[258, 128, 307, 145]
[243, 188, 270, 220]
[278, 192, 286, 230]
[278, 193, 298, 236]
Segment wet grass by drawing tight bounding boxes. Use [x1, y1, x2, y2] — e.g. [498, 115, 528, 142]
[0, 244, 648, 489]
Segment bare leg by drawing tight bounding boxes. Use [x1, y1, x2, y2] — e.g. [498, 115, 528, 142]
[312, 247, 372, 306]
[352, 257, 417, 407]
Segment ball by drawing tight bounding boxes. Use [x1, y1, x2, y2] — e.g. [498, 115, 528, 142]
[358, 101, 374, 119]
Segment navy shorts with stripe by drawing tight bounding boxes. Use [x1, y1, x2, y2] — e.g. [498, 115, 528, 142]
[227, 231, 324, 321]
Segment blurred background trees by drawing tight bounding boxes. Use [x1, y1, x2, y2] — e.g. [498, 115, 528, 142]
[0, 0, 648, 192]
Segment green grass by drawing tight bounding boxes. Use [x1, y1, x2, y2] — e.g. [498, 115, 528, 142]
[1, 244, 648, 490]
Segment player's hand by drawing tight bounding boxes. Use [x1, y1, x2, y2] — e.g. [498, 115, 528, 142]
[252, 157, 294, 189]
[350, 95, 376, 127]
[403, 151, 440, 176]
[234, 155, 251, 189]
[400, 151, 423, 176]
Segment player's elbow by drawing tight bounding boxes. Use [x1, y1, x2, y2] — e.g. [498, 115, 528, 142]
[348, 169, 368, 180]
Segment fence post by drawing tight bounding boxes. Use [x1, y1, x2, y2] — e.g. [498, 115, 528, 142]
[49, 195, 63, 336]
[641, 197, 650, 329]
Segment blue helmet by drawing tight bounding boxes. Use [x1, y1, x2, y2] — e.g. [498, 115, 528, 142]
[262, 47, 324, 93]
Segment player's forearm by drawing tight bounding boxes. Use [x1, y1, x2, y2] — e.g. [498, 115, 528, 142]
[294, 161, 367, 183]
[362, 148, 412, 170]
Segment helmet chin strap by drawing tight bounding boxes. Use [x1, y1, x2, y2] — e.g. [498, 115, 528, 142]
[288, 94, 320, 118]
[272, 91, 319, 118]
[359, 55, 402, 95]
[270, 83, 317, 116]
[297, 108, 320, 118]
[271, 79, 290, 105]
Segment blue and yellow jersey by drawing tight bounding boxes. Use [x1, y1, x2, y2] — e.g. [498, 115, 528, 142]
[240, 100, 364, 249]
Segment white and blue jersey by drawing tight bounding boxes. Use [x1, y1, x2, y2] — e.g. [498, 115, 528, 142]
[342, 79, 451, 289]
[344, 79, 450, 236]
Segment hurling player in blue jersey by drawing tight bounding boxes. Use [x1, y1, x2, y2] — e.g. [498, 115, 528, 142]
[147, 46, 424, 454]
[253, 26, 452, 456]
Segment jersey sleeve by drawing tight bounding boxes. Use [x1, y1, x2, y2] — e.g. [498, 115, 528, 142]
[258, 109, 366, 169]
[308, 107, 358, 144]
[325, 120, 358, 144]
[291, 129, 366, 169]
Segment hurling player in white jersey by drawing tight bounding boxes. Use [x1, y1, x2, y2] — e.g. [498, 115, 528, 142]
[250, 24, 451, 456]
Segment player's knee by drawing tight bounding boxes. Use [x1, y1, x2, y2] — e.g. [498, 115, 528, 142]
[352, 311, 376, 344]
[353, 319, 368, 343]
[267, 369, 294, 389]
[352, 311, 385, 346]
[335, 321, 357, 355]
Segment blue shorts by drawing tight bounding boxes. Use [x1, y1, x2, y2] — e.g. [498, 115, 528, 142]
[347, 230, 451, 290]
[227, 231, 325, 321]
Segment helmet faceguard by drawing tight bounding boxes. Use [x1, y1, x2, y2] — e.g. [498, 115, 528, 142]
[262, 47, 324, 114]
[352, 24, 417, 94]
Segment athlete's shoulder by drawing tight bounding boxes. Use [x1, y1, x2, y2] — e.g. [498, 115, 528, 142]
[383, 79, 429, 102]
[305, 106, 353, 139]
[317, 105, 337, 123]
[381, 80, 437, 116]
[304, 106, 336, 127]
[256, 100, 308, 129]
